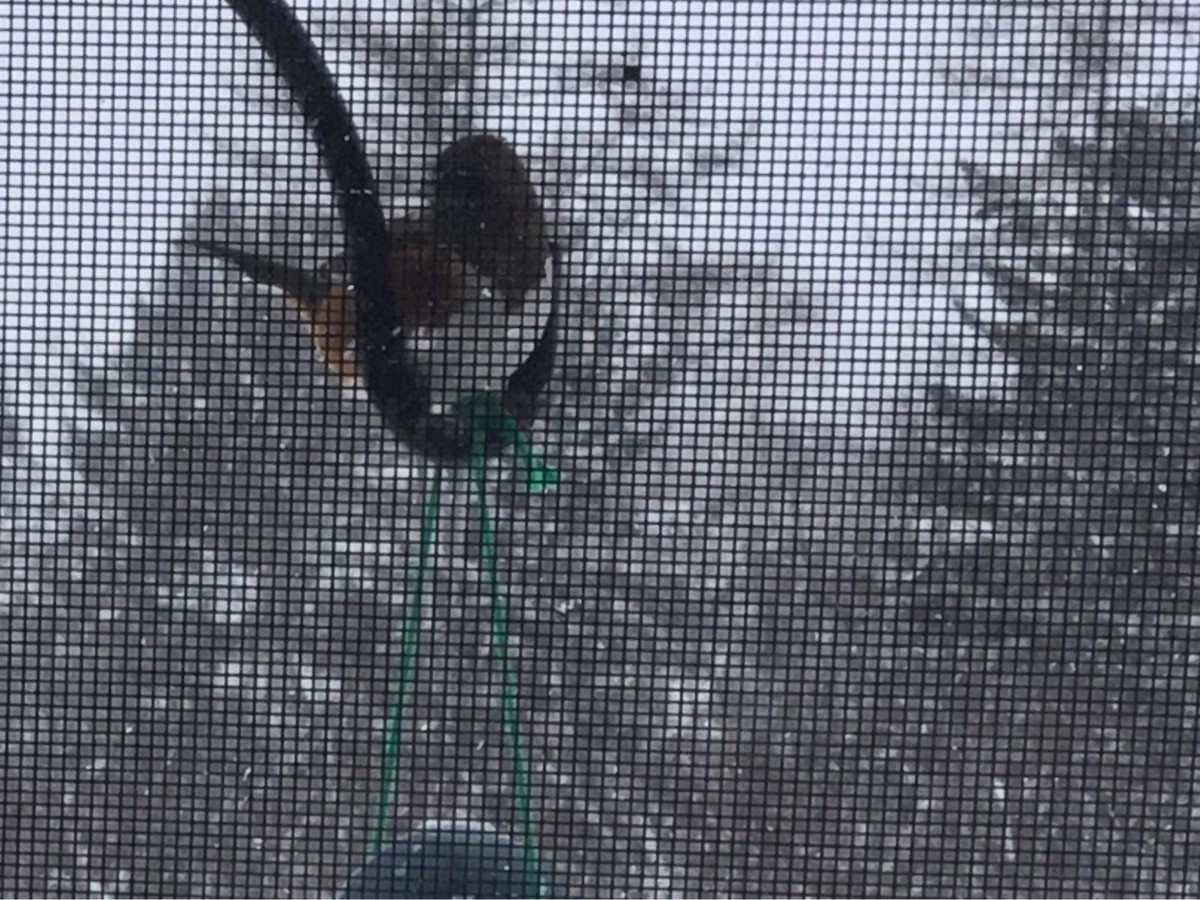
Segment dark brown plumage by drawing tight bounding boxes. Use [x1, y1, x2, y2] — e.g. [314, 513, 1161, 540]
[186, 133, 552, 395]
[431, 134, 549, 302]
[388, 240, 465, 330]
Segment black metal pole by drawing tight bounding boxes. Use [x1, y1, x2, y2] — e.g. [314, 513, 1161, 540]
[221, 0, 430, 437]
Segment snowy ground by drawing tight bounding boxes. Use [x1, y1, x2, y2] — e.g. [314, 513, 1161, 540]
[3, 1, 1198, 896]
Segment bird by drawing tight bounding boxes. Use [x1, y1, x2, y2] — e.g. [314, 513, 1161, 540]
[186, 134, 554, 420]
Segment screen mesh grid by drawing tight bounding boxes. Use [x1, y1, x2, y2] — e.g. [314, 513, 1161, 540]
[2, 1, 1198, 896]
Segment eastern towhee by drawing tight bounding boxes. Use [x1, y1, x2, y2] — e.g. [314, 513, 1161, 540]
[188, 134, 555, 419]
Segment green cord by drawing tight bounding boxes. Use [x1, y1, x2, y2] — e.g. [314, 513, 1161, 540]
[370, 463, 444, 854]
[453, 391, 561, 494]
[370, 391, 554, 895]
[514, 429, 562, 494]
[471, 428, 542, 899]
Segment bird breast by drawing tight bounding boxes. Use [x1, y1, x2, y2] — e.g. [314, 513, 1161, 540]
[304, 242, 554, 413]
[405, 249, 554, 415]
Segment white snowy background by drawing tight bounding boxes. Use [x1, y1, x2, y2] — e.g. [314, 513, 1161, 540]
[2, 0, 1198, 896]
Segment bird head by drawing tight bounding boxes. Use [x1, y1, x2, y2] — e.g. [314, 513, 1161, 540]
[431, 134, 549, 304]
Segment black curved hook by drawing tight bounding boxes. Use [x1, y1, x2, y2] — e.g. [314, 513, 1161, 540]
[221, 0, 557, 460]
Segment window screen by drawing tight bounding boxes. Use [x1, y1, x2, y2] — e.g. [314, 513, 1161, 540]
[3, 1, 1199, 896]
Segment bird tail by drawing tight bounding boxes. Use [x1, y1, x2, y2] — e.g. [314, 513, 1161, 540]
[183, 239, 332, 311]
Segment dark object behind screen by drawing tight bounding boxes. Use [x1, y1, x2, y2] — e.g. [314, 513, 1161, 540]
[340, 822, 563, 899]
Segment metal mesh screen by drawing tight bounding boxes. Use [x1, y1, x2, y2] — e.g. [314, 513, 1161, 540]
[3, 1, 1199, 895]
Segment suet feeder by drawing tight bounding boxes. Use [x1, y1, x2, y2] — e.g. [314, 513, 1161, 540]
[339, 821, 562, 899]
